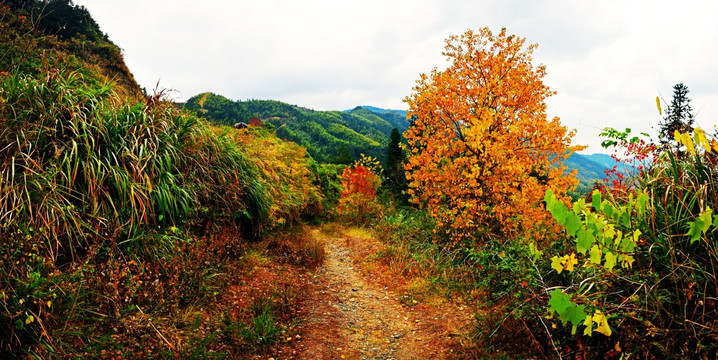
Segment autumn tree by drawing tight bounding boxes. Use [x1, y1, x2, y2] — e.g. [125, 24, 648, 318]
[337, 155, 384, 225]
[403, 27, 583, 243]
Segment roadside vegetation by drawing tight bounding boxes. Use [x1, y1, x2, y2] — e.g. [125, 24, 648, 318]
[2, 1, 716, 358]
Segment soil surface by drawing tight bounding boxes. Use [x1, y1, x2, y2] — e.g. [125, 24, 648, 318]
[278, 227, 475, 360]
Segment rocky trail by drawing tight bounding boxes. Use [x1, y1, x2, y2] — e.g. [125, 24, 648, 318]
[279, 227, 475, 360]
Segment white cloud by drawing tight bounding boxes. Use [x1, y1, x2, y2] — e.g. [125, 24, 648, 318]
[74, 0, 718, 153]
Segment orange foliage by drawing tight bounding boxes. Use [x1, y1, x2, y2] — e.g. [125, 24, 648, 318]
[403, 27, 584, 243]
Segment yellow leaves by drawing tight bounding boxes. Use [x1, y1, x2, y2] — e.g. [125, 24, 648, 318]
[583, 310, 612, 337]
[694, 128, 711, 152]
[551, 253, 578, 274]
[675, 130, 695, 155]
[675, 127, 714, 155]
[619, 254, 635, 269]
[655, 96, 662, 115]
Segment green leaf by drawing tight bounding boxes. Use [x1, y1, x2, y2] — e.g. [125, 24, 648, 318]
[553, 204, 569, 225]
[544, 189, 555, 204]
[686, 208, 710, 244]
[604, 252, 617, 271]
[636, 192, 649, 216]
[572, 199, 586, 215]
[687, 221, 701, 244]
[592, 190, 601, 211]
[589, 245, 602, 264]
[565, 214, 582, 237]
[576, 228, 594, 255]
[699, 207, 713, 231]
[548, 289, 571, 314]
[602, 202, 614, 218]
[620, 211, 631, 227]
[564, 304, 587, 327]
[620, 236, 636, 253]
[528, 242, 543, 262]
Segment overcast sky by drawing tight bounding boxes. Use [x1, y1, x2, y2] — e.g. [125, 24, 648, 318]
[73, 0, 718, 154]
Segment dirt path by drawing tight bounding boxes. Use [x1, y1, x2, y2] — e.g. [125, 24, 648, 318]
[288, 227, 473, 360]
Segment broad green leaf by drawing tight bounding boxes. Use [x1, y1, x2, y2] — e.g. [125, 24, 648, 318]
[620, 211, 631, 227]
[548, 289, 571, 314]
[553, 204, 569, 225]
[592, 190, 601, 211]
[589, 245, 602, 264]
[699, 207, 713, 231]
[619, 237, 636, 253]
[614, 230, 623, 246]
[565, 213, 582, 236]
[604, 225, 616, 243]
[602, 202, 614, 218]
[687, 221, 701, 243]
[686, 210, 712, 244]
[544, 188, 555, 204]
[604, 252, 617, 271]
[576, 228, 595, 254]
[572, 199, 585, 215]
[636, 192, 649, 216]
[564, 304, 587, 327]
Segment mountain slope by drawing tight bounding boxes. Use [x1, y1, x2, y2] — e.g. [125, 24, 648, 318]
[0, 0, 141, 97]
[184, 93, 410, 163]
[566, 153, 610, 183]
[346, 106, 409, 132]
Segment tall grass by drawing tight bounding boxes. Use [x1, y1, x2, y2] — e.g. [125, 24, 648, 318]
[0, 66, 318, 356]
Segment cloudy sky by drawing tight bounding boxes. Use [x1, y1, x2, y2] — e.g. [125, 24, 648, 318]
[74, 0, 718, 153]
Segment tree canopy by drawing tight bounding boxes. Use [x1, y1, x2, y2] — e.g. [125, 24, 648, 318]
[403, 27, 583, 243]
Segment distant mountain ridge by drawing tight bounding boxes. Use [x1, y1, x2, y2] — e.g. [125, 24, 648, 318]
[565, 152, 621, 193]
[184, 93, 410, 163]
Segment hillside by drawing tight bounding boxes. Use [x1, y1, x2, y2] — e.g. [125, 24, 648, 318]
[566, 153, 612, 183]
[565, 152, 635, 194]
[0, 0, 141, 97]
[184, 93, 410, 163]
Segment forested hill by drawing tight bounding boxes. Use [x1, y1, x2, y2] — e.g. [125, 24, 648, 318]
[184, 92, 410, 163]
[0, 0, 141, 97]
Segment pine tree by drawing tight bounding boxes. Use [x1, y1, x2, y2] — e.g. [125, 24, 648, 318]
[658, 83, 695, 149]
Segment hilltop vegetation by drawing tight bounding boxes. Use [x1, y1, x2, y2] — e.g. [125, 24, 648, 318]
[0, 0, 141, 97]
[184, 92, 409, 163]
